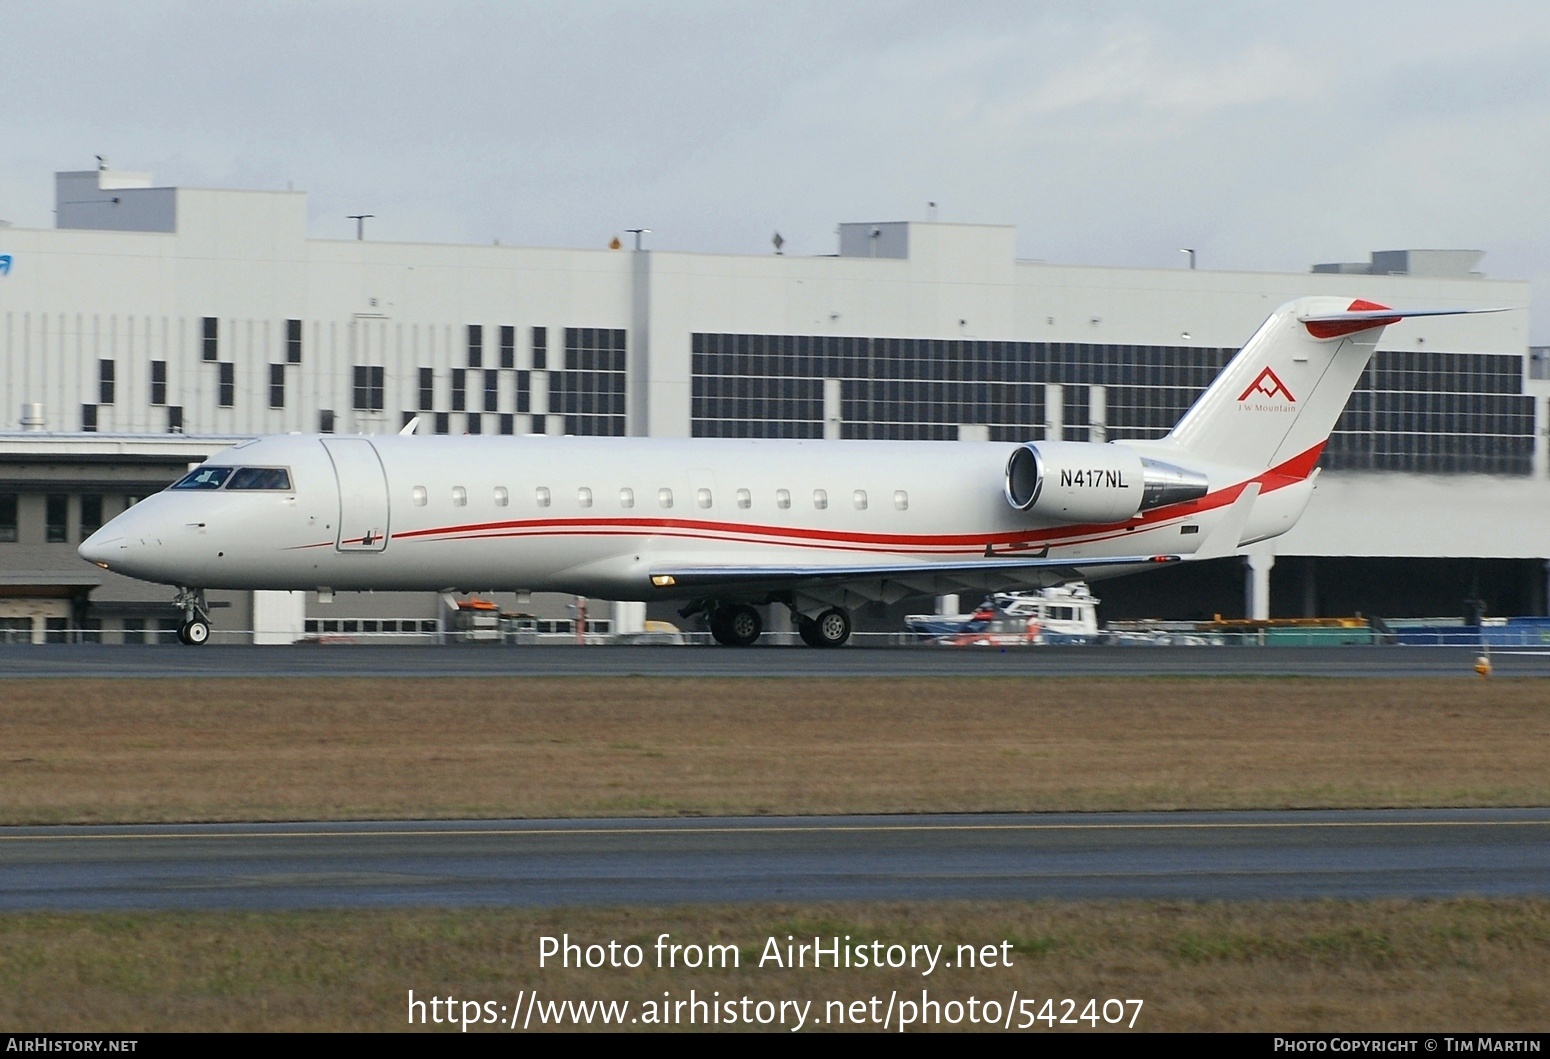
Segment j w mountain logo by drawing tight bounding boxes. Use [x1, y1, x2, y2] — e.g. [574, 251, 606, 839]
[1237, 366, 1295, 403]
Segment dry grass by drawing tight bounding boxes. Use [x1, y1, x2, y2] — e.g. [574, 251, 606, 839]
[3, 677, 1549, 824]
[3, 900, 1547, 1031]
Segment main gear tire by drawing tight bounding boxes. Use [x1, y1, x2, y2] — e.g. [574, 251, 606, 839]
[798, 608, 851, 648]
[709, 604, 762, 647]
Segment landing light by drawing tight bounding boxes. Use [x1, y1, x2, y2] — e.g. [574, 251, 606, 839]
[92, 562, 109, 570]
[651, 575, 676, 587]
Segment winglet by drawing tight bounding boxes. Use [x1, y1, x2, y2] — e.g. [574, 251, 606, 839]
[399, 416, 420, 436]
[1189, 483, 1260, 560]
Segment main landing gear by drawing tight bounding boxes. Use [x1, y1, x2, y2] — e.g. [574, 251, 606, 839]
[707, 603, 763, 647]
[173, 587, 212, 646]
[700, 601, 853, 648]
[798, 608, 851, 649]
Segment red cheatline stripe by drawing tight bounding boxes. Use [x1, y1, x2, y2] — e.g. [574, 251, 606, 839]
[368, 442, 1322, 553]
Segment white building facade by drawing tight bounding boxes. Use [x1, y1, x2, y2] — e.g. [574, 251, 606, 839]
[0, 167, 1544, 640]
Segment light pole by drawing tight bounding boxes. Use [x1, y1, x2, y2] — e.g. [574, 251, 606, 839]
[626, 228, 651, 251]
[349, 214, 374, 241]
[1180, 247, 1196, 270]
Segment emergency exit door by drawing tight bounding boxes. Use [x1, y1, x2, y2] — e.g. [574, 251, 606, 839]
[321, 437, 391, 552]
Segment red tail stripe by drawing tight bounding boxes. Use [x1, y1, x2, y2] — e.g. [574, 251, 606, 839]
[1304, 299, 1399, 339]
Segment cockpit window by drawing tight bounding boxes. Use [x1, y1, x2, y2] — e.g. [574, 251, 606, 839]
[226, 467, 293, 491]
[170, 466, 293, 491]
[171, 467, 233, 490]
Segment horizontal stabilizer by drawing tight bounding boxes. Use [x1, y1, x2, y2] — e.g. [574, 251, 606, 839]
[1298, 304, 1509, 340]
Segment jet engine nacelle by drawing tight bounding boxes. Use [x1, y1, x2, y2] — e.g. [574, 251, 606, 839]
[1004, 441, 1209, 524]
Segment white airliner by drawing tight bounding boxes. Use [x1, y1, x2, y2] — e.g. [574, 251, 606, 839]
[78, 297, 1497, 647]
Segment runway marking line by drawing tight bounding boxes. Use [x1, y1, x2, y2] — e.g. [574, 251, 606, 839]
[3, 818, 1549, 843]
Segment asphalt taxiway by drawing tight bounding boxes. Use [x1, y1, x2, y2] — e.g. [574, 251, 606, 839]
[3, 809, 1547, 911]
[2, 643, 1546, 679]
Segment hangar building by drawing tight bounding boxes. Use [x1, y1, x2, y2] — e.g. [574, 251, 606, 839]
[0, 164, 1543, 642]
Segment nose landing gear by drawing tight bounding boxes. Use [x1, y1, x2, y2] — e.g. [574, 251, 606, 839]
[178, 619, 210, 646]
[173, 587, 212, 646]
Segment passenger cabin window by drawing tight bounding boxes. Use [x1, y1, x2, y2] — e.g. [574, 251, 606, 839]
[853, 489, 868, 510]
[494, 486, 509, 507]
[452, 486, 467, 507]
[894, 490, 909, 511]
[696, 488, 712, 509]
[172, 467, 232, 490]
[535, 487, 551, 507]
[578, 487, 593, 508]
[226, 467, 292, 490]
[813, 489, 828, 510]
[658, 487, 674, 509]
[736, 488, 751, 510]
[619, 487, 634, 508]
[776, 489, 791, 510]
[412, 486, 428, 507]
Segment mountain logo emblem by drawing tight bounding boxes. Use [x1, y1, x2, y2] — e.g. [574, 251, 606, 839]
[1237, 366, 1295, 403]
[0, 255, 11, 276]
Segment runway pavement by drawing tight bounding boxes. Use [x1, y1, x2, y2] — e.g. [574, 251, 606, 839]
[3, 809, 1548, 911]
[3, 643, 1546, 678]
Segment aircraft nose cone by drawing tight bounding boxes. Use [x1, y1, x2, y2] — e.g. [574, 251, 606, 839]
[78, 531, 125, 568]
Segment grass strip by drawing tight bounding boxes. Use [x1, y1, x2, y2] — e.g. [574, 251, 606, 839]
[3, 677, 1548, 823]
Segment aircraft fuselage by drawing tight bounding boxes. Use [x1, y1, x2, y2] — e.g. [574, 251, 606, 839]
[80, 432, 1313, 599]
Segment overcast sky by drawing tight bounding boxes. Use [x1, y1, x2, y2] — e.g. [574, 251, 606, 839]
[4, 1, 1549, 338]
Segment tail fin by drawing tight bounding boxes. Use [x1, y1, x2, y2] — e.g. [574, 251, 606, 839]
[1163, 297, 1503, 472]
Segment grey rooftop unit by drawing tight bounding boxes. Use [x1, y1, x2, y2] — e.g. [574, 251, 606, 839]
[55, 168, 176, 233]
[1313, 249, 1484, 278]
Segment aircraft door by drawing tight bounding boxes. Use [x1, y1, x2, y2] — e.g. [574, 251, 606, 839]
[320, 437, 390, 552]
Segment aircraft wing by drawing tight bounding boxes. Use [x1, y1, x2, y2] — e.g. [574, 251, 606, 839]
[648, 553, 1181, 606]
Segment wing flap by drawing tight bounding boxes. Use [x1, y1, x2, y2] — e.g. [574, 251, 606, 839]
[649, 553, 1180, 600]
